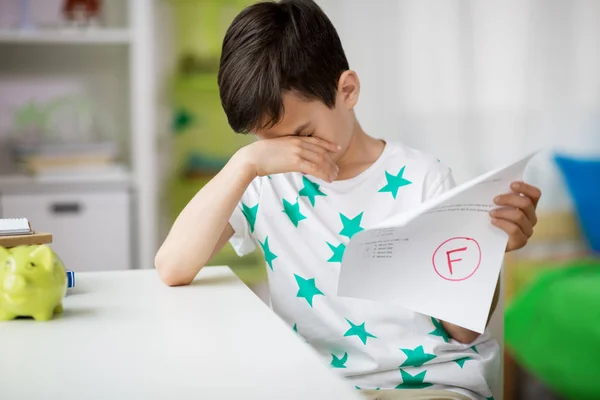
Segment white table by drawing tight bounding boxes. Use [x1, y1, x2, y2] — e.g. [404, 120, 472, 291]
[0, 267, 362, 400]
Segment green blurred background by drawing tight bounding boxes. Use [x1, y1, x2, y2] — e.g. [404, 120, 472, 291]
[167, 0, 265, 285]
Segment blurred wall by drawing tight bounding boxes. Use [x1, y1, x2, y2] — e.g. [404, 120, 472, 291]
[154, 0, 177, 241]
[318, 0, 600, 213]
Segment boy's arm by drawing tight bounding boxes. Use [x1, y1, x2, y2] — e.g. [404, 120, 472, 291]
[155, 137, 341, 286]
[440, 181, 541, 344]
[441, 278, 501, 344]
[154, 153, 256, 286]
[426, 166, 540, 343]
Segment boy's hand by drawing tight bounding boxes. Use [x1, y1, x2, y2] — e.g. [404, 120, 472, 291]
[490, 181, 542, 252]
[238, 136, 341, 182]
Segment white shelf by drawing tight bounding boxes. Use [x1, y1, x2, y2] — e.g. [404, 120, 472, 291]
[0, 0, 158, 269]
[0, 29, 131, 45]
[0, 166, 132, 192]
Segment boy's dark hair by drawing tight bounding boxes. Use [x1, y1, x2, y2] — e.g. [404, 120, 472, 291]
[218, 0, 349, 134]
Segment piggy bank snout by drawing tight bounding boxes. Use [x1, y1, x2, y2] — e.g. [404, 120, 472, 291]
[2, 273, 27, 294]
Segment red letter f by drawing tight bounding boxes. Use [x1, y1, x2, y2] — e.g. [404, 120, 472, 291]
[446, 247, 467, 275]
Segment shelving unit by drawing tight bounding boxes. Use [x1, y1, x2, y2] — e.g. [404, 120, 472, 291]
[0, 28, 131, 44]
[0, 0, 157, 271]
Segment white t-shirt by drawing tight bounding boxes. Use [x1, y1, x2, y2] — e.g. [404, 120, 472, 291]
[228, 141, 499, 400]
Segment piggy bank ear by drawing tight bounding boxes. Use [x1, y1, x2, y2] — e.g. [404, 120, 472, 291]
[0, 246, 9, 268]
[30, 245, 54, 271]
[0, 246, 9, 260]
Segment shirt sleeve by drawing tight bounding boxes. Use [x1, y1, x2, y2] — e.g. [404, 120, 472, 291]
[228, 176, 263, 257]
[424, 165, 457, 200]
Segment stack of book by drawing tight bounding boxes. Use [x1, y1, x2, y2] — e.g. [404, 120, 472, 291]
[0, 218, 74, 288]
[11, 141, 120, 175]
[0, 218, 52, 246]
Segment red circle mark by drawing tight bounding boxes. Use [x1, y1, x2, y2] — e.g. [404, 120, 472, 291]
[432, 237, 481, 282]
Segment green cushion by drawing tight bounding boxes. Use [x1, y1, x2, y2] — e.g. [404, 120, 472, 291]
[505, 259, 600, 400]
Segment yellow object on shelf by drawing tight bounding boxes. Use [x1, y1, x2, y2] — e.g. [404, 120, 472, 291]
[526, 211, 582, 242]
[505, 211, 586, 301]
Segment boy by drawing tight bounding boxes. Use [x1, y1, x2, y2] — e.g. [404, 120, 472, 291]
[155, 1, 541, 399]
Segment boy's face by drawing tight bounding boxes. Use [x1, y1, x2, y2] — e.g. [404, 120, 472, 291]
[254, 71, 360, 163]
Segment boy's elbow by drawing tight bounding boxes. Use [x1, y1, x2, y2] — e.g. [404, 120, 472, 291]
[451, 330, 480, 344]
[154, 249, 196, 287]
[157, 267, 191, 287]
[441, 320, 480, 344]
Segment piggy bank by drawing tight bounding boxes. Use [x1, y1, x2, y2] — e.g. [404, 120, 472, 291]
[0, 245, 67, 321]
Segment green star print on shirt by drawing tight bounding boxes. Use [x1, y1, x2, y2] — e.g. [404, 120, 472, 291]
[241, 202, 259, 233]
[428, 317, 450, 342]
[454, 357, 471, 368]
[400, 345, 437, 367]
[259, 236, 278, 271]
[326, 242, 346, 263]
[339, 212, 365, 239]
[227, 141, 496, 398]
[330, 352, 348, 368]
[344, 318, 377, 345]
[395, 369, 432, 389]
[294, 274, 324, 307]
[299, 176, 326, 206]
[378, 166, 412, 199]
[282, 198, 307, 227]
